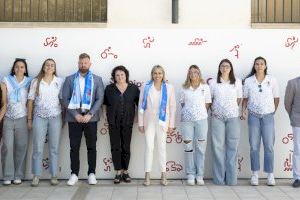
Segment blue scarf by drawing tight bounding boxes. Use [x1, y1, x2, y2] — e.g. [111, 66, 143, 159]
[140, 80, 168, 125]
[68, 71, 93, 110]
[6, 75, 32, 103]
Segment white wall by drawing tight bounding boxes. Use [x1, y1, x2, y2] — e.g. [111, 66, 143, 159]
[0, 28, 299, 180]
[108, 0, 251, 28]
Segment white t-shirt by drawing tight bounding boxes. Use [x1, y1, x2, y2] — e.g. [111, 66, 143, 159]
[149, 86, 162, 115]
[28, 76, 64, 118]
[180, 84, 211, 122]
[2, 76, 29, 119]
[243, 75, 279, 115]
[209, 78, 243, 119]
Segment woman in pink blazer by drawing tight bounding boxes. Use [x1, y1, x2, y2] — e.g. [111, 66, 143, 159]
[138, 65, 176, 186]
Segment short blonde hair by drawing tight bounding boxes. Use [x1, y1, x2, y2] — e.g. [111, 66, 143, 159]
[151, 65, 166, 82]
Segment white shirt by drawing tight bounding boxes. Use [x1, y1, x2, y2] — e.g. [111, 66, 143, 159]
[243, 75, 279, 115]
[180, 84, 211, 122]
[149, 86, 162, 115]
[79, 75, 85, 99]
[28, 76, 64, 118]
[209, 78, 242, 120]
[2, 76, 29, 119]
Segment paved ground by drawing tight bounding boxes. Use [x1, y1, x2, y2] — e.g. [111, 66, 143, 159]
[0, 179, 299, 200]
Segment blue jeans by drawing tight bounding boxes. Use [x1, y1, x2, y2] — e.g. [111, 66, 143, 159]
[32, 115, 62, 176]
[181, 119, 208, 179]
[211, 117, 240, 185]
[248, 112, 275, 173]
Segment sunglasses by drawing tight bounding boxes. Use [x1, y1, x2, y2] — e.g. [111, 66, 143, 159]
[258, 84, 262, 92]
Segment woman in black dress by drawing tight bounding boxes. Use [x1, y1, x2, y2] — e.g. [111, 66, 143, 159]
[103, 65, 140, 184]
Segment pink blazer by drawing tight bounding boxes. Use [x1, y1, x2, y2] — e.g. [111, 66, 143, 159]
[138, 82, 176, 132]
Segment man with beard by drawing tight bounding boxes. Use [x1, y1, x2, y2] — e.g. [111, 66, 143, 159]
[62, 53, 104, 185]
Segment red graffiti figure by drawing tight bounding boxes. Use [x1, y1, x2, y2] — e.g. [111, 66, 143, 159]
[103, 157, 113, 172]
[229, 44, 240, 59]
[98, 119, 109, 135]
[129, 80, 144, 88]
[284, 150, 293, 171]
[166, 131, 183, 144]
[42, 158, 49, 170]
[43, 36, 58, 47]
[237, 155, 243, 172]
[100, 47, 118, 59]
[166, 161, 183, 172]
[188, 38, 208, 46]
[282, 133, 293, 144]
[143, 36, 155, 48]
[285, 36, 299, 49]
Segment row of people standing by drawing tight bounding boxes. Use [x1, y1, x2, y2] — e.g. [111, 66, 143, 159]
[0, 54, 299, 188]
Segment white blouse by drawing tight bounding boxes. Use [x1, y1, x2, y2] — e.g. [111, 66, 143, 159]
[243, 75, 279, 115]
[209, 78, 243, 120]
[180, 84, 211, 122]
[28, 76, 64, 118]
[2, 76, 29, 119]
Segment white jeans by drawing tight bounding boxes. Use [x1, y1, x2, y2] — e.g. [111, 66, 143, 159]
[293, 126, 300, 180]
[144, 116, 167, 173]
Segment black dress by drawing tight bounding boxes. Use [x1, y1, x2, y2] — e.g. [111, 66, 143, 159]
[103, 83, 140, 170]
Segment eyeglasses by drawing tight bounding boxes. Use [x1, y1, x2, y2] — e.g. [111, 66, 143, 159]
[258, 84, 262, 92]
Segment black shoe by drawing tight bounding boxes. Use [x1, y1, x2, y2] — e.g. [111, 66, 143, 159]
[292, 179, 300, 188]
[114, 174, 122, 184]
[122, 173, 131, 183]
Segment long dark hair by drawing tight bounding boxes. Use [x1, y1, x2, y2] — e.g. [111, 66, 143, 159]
[245, 56, 268, 79]
[217, 59, 236, 84]
[10, 58, 29, 77]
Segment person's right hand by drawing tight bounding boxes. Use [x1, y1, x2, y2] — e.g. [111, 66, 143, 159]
[75, 114, 83, 123]
[27, 120, 32, 130]
[240, 110, 247, 120]
[138, 126, 145, 133]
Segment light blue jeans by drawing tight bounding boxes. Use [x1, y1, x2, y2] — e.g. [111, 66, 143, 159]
[248, 112, 275, 173]
[32, 114, 62, 176]
[181, 119, 208, 179]
[211, 117, 240, 185]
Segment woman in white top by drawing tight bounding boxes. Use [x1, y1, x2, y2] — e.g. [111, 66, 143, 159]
[241, 56, 279, 186]
[0, 58, 32, 185]
[27, 58, 64, 186]
[180, 65, 211, 186]
[138, 65, 176, 186]
[209, 59, 242, 185]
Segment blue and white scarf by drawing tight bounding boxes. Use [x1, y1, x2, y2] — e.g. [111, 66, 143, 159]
[68, 71, 93, 110]
[6, 75, 32, 103]
[139, 80, 168, 126]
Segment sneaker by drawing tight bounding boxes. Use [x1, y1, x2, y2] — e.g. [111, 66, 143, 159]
[31, 176, 39, 187]
[67, 174, 78, 186]
[88, 173, 97, 185]
[114, 174, 122, 184]
[250, 174, 259, 186]
[122, 173, 131, 183]
[13, 179, 22, 185]
[196, 176, 205, 186]
[50, 177, 59, 186]
[3, 180, 11, 185]
[267, 174, 276, 186]
[186, 178, 195, 186]
[292, 179, 300, 188]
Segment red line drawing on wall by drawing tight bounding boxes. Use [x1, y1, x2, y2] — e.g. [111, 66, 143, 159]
[166, 161, 183, 172]
[285, 36, 299, 49]
[229, 44, 241, 59]
[166, 131, 183, 144]
[42, 158, 49, 170]
[103, 157, 113, 172]
[282, 133, 293, 144]
[100, 47, 118, 59]
[284, 150, 293, 171]
[237, 155, 244, 172]
[143, 36, 155, 48]
[188, 38, 208, 46]
[43, 36, 58, 47]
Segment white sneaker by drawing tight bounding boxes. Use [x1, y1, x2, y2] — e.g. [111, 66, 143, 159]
[88, 173, 97, 185]
[196, 176, 205, 186]
[67, 174, 78, 186]
[186, 178, 195, 186]
[250, 174, 259, 186]
[3, 180, 11, 185]
[267, 174, 276, 186]
[13, 179, 22, 185]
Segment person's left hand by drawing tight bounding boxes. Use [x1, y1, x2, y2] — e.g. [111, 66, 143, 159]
[82, 114, 92, 123]
[167, 127, 175, 135]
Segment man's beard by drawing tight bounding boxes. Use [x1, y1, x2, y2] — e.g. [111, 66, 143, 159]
[79, 68, 89, 74]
